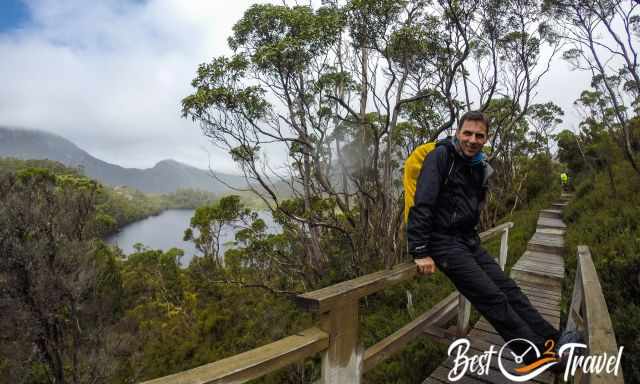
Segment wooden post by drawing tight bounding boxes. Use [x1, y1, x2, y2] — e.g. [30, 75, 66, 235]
[499, 227, 509, 271]
[457, 293, 471, 337]
[319, 300, 362, 384]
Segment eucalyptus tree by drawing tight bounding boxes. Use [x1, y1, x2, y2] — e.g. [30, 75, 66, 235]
[182, 2, 431, 278]
[337, 0, 559, 253]
[182, 5, 347, 283]
[184, 195, 254, 265]
[527, 102, 565, 155]
[478, 0, 561, 158]
[182, 0, 562, 283]
[573, 87, 624, 188]
[544, 0, 640, 175]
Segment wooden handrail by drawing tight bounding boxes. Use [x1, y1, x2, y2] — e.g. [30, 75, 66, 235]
[141, 327, 329, 384]
[479, 221, 514, 242]
[295, 262, 417, 313]
[140, 222, 514, 384]
[566, 246, 624, 384]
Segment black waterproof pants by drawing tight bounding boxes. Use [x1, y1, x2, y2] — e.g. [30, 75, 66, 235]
[429, 233, 559, 363]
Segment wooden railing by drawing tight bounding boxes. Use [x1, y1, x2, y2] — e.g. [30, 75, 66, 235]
[566, 246, 624, 384]
[141, 222, 514, 384]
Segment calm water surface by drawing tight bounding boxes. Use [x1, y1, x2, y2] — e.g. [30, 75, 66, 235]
[106, 209, 277, 266]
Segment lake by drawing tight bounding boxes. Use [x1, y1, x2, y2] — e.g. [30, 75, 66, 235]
[105, 209, 278, 266]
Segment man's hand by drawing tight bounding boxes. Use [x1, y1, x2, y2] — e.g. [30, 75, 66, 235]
[414, 257, 436, 275]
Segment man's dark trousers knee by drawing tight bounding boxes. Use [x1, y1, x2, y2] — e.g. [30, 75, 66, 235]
[429, 233, 558, 363]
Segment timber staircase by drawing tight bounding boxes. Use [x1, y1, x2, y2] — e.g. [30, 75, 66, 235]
[141, 193, 624, 384]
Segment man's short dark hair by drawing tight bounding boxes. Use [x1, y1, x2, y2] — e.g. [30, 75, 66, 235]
[458, 110, 490, 134]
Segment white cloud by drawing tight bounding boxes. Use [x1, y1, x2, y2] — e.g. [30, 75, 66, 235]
[0, 0, 272, 173]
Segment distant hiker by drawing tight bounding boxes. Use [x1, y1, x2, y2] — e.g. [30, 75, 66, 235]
[406, 110, 577, 367]
[560, 172, 569, 191]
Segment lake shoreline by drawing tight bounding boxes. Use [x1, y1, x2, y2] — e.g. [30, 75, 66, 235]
[105, 209, 278, 266]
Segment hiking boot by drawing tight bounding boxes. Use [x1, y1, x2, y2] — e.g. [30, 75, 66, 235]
[549, 329, 585, 377]
[556, 329, 585, 354]
[559, 329, 583, 342]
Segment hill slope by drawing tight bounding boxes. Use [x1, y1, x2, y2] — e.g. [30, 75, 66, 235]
[0, 127, 248, 194]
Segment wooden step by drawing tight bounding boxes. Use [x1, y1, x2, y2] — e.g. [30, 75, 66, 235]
[537, 216, 567, 230]
[513, 263, 564, 279]
[519, 250, 564, 266]
[516, 282, 562, 298]
[519, 290, 562, 306]
[511, 269, 562, 289]
[539, 209, 562, 219]
[527, 235, 564, 255]
[527, 242, 564, 256]
[551, 202, 568, 209]
[513, 258, 565, 273]
[536, 227, 566, 236]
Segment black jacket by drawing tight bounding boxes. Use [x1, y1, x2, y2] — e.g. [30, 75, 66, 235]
[407, 138, 493, 258]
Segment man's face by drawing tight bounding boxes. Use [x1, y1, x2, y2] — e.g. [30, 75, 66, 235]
[456, 120, 488, 158]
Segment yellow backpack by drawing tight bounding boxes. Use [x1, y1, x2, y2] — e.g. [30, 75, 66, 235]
[403, 142, 437, 224]
[403, 142, 457, 224]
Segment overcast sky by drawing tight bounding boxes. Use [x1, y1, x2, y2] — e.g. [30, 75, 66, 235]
[0, 0, 592, 173]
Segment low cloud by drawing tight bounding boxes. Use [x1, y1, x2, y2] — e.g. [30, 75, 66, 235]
[0, 0, 274, 173]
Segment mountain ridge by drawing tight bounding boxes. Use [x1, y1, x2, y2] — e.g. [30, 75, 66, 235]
[0, 126, 247, 194]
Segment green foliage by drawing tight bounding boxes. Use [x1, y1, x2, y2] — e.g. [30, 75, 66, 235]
[114, 245, 314, 384]
[396, 90, 448, 145]
[556, 89, 627, 180]
[0, 157, 83, 176]
[562, 161, 640, 383]
[346, 0, 405, 45]
[230, 4, 344, 72]
[485, 98, 530, 154]
[182, 55, 269, 122]
[163, 188, 217, 208]
[0, 157, 239, 239]
[361, 274, 452, 383]
[556, 129, 585, 174]
[0, 153, 565, 383]
[523, 154, 560, 203]
[527, 102, 564, 155]
[184, 195, 254, 261]
[0, 166, 124, 383]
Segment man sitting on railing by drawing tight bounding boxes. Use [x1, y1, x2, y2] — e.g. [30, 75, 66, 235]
[407, 111, 573, 368]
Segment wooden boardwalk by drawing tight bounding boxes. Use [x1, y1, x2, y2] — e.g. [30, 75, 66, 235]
[424, 199, 569, 384]
[141, 192, 625, 384]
